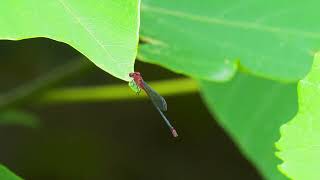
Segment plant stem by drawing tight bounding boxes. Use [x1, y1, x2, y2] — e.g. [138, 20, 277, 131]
[0, 56, 198, 108]
[0, 58, 90, 109]
[38, 78, 198, 104]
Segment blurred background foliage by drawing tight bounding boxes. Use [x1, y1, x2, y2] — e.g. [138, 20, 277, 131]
[2, 1, 319, 179]
[0, 39, 262, 179]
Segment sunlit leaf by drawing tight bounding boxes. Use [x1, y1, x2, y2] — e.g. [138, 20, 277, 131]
[276, 52, 320, 180]
[0, 0, 140, 81]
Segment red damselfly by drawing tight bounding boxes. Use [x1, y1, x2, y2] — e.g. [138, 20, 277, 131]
[129, 72, 178, 138]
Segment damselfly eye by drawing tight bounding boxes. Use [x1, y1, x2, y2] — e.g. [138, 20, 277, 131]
[129, 72, 141, 77]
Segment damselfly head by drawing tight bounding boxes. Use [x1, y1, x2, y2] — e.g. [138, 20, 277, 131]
[129, 72, 141, 78]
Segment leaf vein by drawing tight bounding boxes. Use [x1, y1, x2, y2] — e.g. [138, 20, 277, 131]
[142, 4, 320, 39]
[57, 0, 116, 63]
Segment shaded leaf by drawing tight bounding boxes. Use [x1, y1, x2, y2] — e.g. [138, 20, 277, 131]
[276, 53, 320, 179]
[200, 73, 297, 179]
[139, 0, 317, 81]
[0, 0, 140, 81]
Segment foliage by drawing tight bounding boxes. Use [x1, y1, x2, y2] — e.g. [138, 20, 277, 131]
[0, 0, 319, 179]
[139, 0, 318, 82]
[0, 165, 22, 180]
[276, 53, 320, 180]
[200, 73, 297, 180]
[0, 0, 140, 81]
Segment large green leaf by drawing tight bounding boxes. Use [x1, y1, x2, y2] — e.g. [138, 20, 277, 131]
[276, 53, 320, 179]
[200, 73, 297, 179]
[0, 165, 22, 180]
[0, 0, 140, 81]
[139, 0, 318, 81]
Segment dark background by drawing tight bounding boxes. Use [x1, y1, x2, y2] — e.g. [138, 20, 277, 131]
[0, 39, 262, 180]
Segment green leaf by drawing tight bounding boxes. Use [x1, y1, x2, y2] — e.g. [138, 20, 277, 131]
[200, 73, 297, 180]
[139, 0, 317, 81]
[276, 53, 320, 179]
[0, 110, 40, 128]
[0, 165, 22, 180]
[0, 0, 140, 81]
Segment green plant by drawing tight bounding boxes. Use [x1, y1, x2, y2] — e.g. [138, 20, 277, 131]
[0, 0, 319, 179]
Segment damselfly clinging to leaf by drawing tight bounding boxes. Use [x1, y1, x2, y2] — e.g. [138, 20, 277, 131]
[129, 72, 178, 138]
